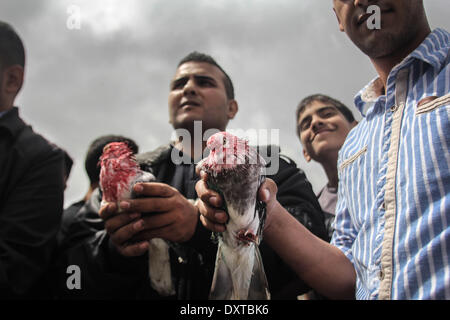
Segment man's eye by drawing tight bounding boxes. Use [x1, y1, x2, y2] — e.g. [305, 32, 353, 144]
[198, 79, 214, 87]
[320, 109, 337, 118]
[300, 121, 310, 131]
[171, 80, 186, 90]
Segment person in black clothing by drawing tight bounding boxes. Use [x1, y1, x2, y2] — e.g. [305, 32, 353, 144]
[0, 21, 65, 298]
[58, 52, 327, 299]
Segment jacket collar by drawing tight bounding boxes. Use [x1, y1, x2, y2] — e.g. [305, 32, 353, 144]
[136, 144, 172, 167]
[0, 107, 26, 139]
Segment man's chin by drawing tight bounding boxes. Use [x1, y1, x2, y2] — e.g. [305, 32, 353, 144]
[353, 29, 406, 59]
[172, 116, 207, 134]
[173, 114, 202, 126]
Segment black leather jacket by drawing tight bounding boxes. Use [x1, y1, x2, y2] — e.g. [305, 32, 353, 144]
[0, 107, 65, 298]
[56, 144, 327, 299]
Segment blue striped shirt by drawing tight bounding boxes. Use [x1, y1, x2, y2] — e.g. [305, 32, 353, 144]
[331, 28, 450, 300]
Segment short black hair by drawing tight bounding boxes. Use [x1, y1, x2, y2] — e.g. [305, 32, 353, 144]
[177, 51, 235, 100]
[85, 135, 139, 185]
[0, 21, 25, 70]
[296, 94, 355, 136]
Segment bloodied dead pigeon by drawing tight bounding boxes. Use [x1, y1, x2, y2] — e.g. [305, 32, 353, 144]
[197, 132, 270, 300]
[99, 141, 175, 296]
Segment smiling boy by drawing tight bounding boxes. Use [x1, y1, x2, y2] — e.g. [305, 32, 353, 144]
[296, 94, 357, 239]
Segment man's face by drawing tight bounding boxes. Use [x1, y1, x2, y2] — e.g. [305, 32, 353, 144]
[298, 100, 355, 163]
[168, 61, 237, 132]
[333, 0, 425, 58]
[0, 63, 24, 112]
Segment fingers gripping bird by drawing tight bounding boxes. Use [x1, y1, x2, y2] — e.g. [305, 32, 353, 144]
[198, 132, 270, 300]
[99, 142, 175, 296]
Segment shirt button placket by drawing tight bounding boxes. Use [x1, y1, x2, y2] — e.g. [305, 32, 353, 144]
[378, 268, 385, 281]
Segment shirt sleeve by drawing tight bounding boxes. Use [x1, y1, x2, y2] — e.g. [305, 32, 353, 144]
[330, 180, 357, 265]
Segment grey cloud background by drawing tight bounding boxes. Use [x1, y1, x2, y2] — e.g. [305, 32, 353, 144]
[0, 0, 448, 207]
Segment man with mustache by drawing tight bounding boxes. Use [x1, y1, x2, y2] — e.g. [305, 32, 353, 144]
[198, 0, 449, 299]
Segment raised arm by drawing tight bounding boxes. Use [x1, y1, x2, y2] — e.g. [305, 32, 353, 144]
[196, 175, 356, 299]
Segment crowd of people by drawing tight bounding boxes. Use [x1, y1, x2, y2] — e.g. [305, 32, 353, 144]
[0, 0, 448, 300]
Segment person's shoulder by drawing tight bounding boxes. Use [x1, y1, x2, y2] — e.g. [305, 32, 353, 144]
[255, 144, 305, 180]
[64, 200, 86, 214]
[136, 144, 172, 168]
[255, 144, 296, 166]
[16, 122, 64, 163]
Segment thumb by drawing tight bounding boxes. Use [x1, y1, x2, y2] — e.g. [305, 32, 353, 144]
[258, 178, 277, 203]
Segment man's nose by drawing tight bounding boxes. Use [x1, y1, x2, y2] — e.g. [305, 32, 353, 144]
[183, 78, 197, 96]
[311, 115, 325, 132]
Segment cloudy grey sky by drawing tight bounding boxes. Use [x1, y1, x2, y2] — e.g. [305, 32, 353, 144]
[1, 0, 449, 207]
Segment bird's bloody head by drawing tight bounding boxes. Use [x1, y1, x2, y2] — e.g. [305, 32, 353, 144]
[99, 142, 140, 202]
[202, 132, 258, 174]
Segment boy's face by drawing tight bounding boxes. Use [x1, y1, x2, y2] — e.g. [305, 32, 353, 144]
[0, 63, 24, 112]
[297, 100, 356, 163]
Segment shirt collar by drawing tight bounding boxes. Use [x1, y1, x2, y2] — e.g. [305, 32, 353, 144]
[354, 77, 384, 116]
[0, 107, 25, 137]
[408, 28, 449, 70]
[354, 28, 449, 116]
[0, 108, 11, 119]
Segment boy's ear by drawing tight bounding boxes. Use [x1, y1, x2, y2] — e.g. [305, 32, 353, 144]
[333, 7, 345, 32]
[4, 65, 24, 95]
[303, 148, 312, 163]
